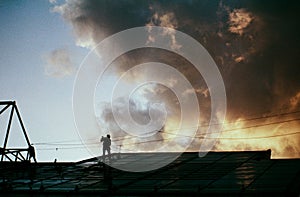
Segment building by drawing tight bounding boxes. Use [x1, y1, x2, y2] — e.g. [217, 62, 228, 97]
[0, 150, 299, 196]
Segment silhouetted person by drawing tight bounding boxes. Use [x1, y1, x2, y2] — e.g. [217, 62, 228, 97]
[101, 134, 111, 160]
[28, 145, 37, 163]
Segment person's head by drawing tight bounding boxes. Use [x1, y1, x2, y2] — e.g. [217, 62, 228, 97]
[107, 134, 110, 139]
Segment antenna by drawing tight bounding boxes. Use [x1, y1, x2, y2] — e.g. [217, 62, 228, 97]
[0, 101, 36, 162]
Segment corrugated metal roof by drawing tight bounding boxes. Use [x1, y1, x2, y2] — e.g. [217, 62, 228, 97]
[0, 150, 299, 196]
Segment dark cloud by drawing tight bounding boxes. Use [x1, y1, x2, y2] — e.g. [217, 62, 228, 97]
[52, 0, 150, 47]
[54, 0, 300, 157]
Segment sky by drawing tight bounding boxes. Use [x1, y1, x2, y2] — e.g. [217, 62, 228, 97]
[0, 0, 300, 162]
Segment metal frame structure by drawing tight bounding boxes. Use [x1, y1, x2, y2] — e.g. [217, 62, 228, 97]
[0, 101, 36, 162]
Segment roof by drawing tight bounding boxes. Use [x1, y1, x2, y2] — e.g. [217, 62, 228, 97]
[0, 150, 299, 196]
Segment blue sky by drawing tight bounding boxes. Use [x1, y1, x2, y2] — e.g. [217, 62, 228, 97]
[0, 1, 90, 161]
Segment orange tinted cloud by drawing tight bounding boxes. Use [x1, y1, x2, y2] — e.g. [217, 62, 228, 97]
[228, 8, 254, 35]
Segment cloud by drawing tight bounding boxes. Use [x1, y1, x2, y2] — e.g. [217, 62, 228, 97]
[97, 96, 167, 151]
[51, 0, 300, 157]
[234, 55, 245, 63]
[147, 10, 178, 29]
[183, 87, 209, 98]
[49, 0, 57, 4]
[289, 91, 300, 110]
[44, 48, 75, 78]
[146, 10, 182, 50]
[51, 0, 150, 48]
[228, 8, 254, 35]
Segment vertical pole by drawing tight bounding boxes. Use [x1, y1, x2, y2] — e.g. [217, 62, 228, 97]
[14, 102, 31, 146]
[1, 104, 14, 161]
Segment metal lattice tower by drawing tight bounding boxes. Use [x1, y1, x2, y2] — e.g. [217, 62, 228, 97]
[0, 101, 36, 162]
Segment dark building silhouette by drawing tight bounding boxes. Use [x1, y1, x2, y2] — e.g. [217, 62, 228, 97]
[0, 150, 299, 196]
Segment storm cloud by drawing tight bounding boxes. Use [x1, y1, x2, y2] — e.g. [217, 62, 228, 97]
[52, 0, 300, 157]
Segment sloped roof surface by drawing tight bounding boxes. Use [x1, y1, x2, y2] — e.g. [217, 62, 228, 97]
[0, 150, 299, 196]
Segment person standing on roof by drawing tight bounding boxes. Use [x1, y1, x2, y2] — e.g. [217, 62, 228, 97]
[101, 134, 111, 160]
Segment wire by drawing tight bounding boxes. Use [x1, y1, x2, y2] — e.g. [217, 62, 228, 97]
[218, 117, 300, 133]
[165, 130, 300, 139]
[32, 109, 300, 150]
[35, 129, 300, 151]
[164, 109, 300, 133]
[207, 131, 300, 140]
[215, 109, 300, 126]
[32, 135, 138, 146]
[160, 117, 300, 138]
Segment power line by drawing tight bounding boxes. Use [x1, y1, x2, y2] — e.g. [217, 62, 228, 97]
[128, 116, 300, 141]
[218, 109, 300, 125]
[36, 143, 123, 151]
[210, 131, 300, 140]
[34, 107, 300, 146]
[33, 138, 137, 146]
[32, 135, 138, 146]
[32, 109, 300, 149]
[35, 130, 300, 151]
[34, 116, 300, 149]
[117, 130, 300, 146]
[164, 130, 300, 139]
[222, 117, 300, 131]
[165, 109, 300, 132]
[160, 117, 300, 139]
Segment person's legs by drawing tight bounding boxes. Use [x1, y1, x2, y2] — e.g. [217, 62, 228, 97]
[108, 148, 111, 160]
[102, 148, 106, 161]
